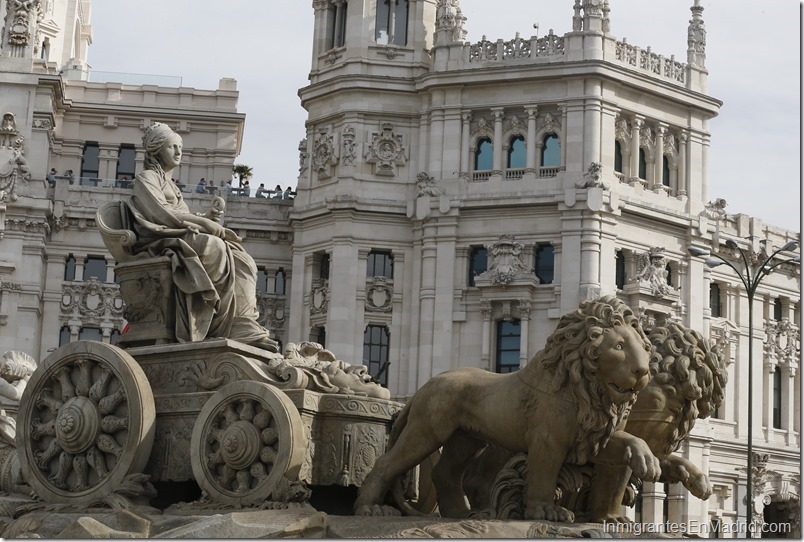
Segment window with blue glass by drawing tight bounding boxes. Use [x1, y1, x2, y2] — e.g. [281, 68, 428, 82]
[534, 244, 554, 284]
[474, 138, 493, 170]
[496, 320, 521, 373]
[541, 134, 560, 167]
[468, 246, 487, 286]
[507, 136, 526, 169]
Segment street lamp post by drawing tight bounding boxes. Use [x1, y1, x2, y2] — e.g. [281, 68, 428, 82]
[689, 239, 799, 538]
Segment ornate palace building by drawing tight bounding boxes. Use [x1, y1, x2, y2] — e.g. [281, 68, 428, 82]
[0, 0, 799, 535]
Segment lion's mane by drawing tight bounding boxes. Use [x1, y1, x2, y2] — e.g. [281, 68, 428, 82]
[531, 295, 652, 465]
[645, 323, 727, 456]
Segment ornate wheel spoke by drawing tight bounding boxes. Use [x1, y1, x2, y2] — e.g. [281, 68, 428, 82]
[192, 381, 306, 506]
[99, 388, 126, 415]
[72, 454, 88, 491]
[53, 367, 76, 401]
[31, 418, 56, 440]
[34, 439, 62, 470]
[34, 388, 63, 414]
[19, 342, 154, 506]
[48, 451, 73, 489]
[101, 415, 128, 433]
[75, 359, 92, 397]
[86, 446, 108, 479]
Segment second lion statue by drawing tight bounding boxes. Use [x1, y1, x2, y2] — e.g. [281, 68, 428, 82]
[354, 296, 659, 521]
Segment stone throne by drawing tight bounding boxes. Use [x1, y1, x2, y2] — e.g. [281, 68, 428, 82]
[96, 200, 176, 347]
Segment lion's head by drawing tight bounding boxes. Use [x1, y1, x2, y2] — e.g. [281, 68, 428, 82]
[536, 295, 652, 464]
[638, 323, 727, 455]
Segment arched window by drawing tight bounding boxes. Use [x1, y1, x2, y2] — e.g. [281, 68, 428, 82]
[363, 325, 390, 386]
[59, 326, 71, 346]
[474, 138, 493, 170]
[638, 148, 647, 180]
[614, 140, 623, 173]
[64, 254, 76, 281]
[274, 268, 286, 295]
[496, 320, 521, 373]
[507, 136, 526, 169]
[541, 134, 560, 167]
[662, 156, 670, 187]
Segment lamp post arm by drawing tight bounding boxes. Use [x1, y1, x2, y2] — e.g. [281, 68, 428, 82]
[712, 254, 752, 293]
[753, 250, 800, 290]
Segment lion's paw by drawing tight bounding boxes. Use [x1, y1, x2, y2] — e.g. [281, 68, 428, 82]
[624, 442, 661, 481]
[354, 504, 402, 517]
[684, 471, 712, 500]
[525, 501, 574, 523]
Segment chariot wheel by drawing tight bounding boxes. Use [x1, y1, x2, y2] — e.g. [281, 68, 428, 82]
[191, 381, 306, 506]
[17, 341, 155, 506]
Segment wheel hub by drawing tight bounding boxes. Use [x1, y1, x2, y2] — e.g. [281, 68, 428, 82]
[55, 396, 100, 454]
[220, 420, 261, 470]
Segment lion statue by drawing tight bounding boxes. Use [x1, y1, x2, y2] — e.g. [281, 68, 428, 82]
[583, 322, 727, 522]
[461, 322, 727, 523]
[354, 296, 658, 521]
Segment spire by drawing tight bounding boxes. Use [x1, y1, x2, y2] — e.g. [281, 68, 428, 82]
[574, 0, 605, 33]
[687, 0, 706, 68]
[435, 0, 467, 46]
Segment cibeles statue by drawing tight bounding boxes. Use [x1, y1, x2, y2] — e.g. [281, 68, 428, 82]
[0, 350, 36, 494]
[127, 122, 276, 350]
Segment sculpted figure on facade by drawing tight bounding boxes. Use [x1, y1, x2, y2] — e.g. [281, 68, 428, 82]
[365, 122, 407, 177]
[415, 171, 445, 197]
[477, 234, 533, 286]
[0, 351, 36, 494]
[262, 341, 391, 400]
[355, 296, 658, 521]
[8, 0, 42, 47]
[631, 247, 670, 297]
[0, 119, 32, 202]
[121, 122, 277, 350]
[576, 161, 607, 189]
[434, 0, 467, 45]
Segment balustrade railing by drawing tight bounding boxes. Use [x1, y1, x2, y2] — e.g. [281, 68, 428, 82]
[614, 39, 685, 84]
[469, 30, 565, 64]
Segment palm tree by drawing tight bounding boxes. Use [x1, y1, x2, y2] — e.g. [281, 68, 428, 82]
[232, 164, 253, 187]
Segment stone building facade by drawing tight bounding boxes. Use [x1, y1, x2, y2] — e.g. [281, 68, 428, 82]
[0, 0, 799, 536]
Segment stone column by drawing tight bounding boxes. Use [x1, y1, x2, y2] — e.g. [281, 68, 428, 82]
[579, 215, 602, 300]
[105, 261, 115, 283]
[417, 224, 437, 387]
[460, 111, 471, 178]
[387, 0, 397, 44]
[525, 106, 538, 170]
[491, 107, 504, 173]
[518, 299, 531, 367]
[678, 131, 688, 196]
[74, 260, 84, 282]
[69, 325, 80, 343]
[783, 365, 795, 437]
[630, 117, 642, 182]
[559, 105, 568, 167]
[429, 93, 446, 176]
[480, 299, 492, 368]
[328, 237, 359, 361]
[583, 81, 602, 166]
[653, 125, 666, 190]
[640, 481, 666, 525]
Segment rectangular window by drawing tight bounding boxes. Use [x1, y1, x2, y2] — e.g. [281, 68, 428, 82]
[615, 250, 626, 289]
[363, 325, 390, 387]
[78, 327, 103, 342]
[116, 144, 136, 180]
[468, 246, 487, 287]
[367, 250, 394, 279]
[315, 326, 326, 348]
[773, 367, 782, 429]
[534, 244, 554, 284]
[81, 142, 100, 180]
[495, 320, 521, 373]
[59, 326, 71, 346]
[83, 256, 106, 282]
[709, 283, 722, 318]
[774, 298, 783, 321]
[319, 253, 330, 280]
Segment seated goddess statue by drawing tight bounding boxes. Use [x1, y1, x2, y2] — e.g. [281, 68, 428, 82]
[128, 122, 277, 350]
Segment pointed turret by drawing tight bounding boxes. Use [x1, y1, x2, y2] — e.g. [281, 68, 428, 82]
[687, 0, 706, 68]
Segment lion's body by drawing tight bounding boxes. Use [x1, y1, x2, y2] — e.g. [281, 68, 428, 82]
[355, 296, 653, 521]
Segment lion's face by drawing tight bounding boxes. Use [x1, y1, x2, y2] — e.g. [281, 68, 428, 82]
[595, 324, 651, 405]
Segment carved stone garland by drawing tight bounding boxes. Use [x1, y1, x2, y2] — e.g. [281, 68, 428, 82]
[312, 130, 338, 180]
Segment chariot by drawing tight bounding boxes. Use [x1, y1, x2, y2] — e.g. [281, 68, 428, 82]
[14, 201, 404, 509]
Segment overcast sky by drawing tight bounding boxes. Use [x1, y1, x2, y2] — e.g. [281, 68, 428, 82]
[88, 1, 801, 232]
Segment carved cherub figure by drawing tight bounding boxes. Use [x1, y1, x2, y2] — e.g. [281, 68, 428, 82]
[0, 351, 37, 447]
